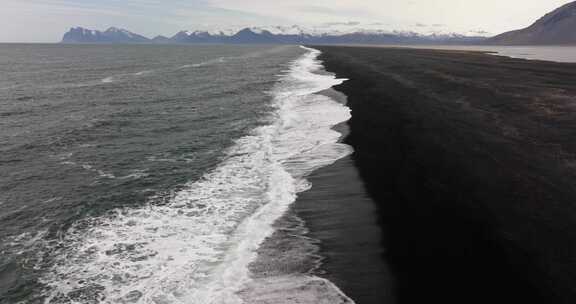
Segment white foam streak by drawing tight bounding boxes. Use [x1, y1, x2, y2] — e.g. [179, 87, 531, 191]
[100, 70, 153, 84]
[101, 76, 115, 83]
[178, 57, 231, 70]
[41, 46, 354, 304]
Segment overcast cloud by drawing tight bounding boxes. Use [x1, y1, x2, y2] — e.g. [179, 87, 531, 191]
[1, 0, 573, 42]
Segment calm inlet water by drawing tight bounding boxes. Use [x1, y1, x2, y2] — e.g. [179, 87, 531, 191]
[407, 45, 576, 63]
[0, 44, 354, 303]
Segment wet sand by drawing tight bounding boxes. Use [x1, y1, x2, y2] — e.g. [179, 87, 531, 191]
[295, 155, 395, 303]
[245, 88, 394, 303]
[310, 46, 576, 304]
[295, 119, 395, 303]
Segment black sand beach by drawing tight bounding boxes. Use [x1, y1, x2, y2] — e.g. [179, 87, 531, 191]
[245, 88, 395, 304]
[310, 46, 576, 304]
[295, 89, 394, 304]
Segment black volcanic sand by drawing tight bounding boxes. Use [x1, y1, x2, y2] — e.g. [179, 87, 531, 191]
[294, 88, 395, 303]
[311, 46, 576, 304]
[295, 152, 396, 303]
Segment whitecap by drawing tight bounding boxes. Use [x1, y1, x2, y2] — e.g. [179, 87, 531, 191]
[118, 170, 150, 180]
[41, 197, 62, 204]
[61, 161, 116, 179]
[101, 76, 115, 83]
[133, 70, 153, 76]
[177, 56, 234, 70]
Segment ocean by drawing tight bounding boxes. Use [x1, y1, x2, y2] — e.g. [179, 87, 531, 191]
[0, 44, 355, 303]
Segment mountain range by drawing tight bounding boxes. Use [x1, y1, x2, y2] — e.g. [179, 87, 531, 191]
[61, 1, 576, 45]
[62, 27, 150, 44]
[61, 25, 486, 45]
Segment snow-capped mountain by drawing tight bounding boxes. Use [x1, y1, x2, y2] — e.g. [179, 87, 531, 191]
[166, 25, 488, 44]
[261, 24, 489, 37]
[62, 27, 150, 43]
[62, 24, 489, 44]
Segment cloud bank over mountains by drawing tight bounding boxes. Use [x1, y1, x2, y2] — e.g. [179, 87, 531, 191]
[2, 0, 574, 42]
[61, 24, 489, 45]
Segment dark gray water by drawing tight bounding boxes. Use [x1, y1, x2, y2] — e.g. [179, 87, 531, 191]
[0, 44, 354, 303]
[405, 45, 576, 63]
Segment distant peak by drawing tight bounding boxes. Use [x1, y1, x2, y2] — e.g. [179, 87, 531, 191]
[62, 26, 150, 43]
[537, 0, 576, 26]
[237, 28, 255, 33]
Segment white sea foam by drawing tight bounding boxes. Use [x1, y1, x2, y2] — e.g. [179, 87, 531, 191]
[101, 70, 153, 84]
[66, 55, 237, 87]
[40, 46, 354, 304]
[101, 76, 115, 83]
[134, 70, 153, 76]
[61, 161, 117, 180]
[177, 57, 230, 70]
[41, 197, 62, 204]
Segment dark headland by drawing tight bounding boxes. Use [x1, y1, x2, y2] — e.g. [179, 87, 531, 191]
[312, 46, 576, 304]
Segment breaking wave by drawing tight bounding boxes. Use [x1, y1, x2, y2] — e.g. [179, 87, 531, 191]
[40, 46, 354, 304]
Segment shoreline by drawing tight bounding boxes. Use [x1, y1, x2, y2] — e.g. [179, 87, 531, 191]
[294, 88, 395, 303]
[313, 46, 576, 303]
[237, 49, 363, 304]
[243, 80, 393, 303]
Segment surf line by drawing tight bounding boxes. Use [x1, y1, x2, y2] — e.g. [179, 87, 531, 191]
[41, 46, 356, 304]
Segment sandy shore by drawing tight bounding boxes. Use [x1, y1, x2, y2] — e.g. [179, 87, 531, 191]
[312, 46, 576, 304]
[294, 89, 395, 303]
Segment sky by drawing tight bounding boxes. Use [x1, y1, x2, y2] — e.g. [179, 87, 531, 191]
[1, 0, 574, 42]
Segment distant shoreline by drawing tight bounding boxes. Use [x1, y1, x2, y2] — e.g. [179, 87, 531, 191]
[3, 43, 576, 64]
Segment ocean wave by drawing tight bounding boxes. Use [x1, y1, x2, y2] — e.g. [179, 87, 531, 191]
[46, 56, 233, 88]
[133, 70, 153, 76]
[39, 46, 354, 304]
[101, 70, 154, 83]
[101, 76, 116, 83]
[99, 57, 224, 84]
[118, 170, 150, 180]
[60, 161, 116, 179]
[177, 56, 231, 70]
